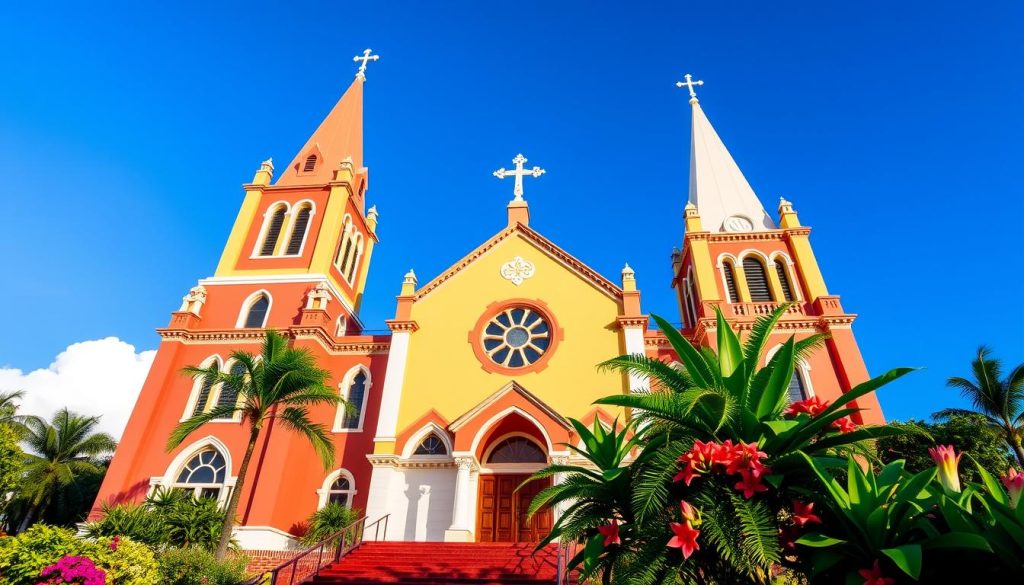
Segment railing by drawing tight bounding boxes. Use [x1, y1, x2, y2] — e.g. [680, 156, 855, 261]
[556, 539, 580, 585]
[243, 514, 389, 585]
[728, 301, 807, 317]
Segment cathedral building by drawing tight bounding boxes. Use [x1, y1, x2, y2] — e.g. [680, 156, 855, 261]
[92, 60, 884, 551]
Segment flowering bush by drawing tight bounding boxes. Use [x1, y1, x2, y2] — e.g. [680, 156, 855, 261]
[40, 556, 106, 585]
[156, 546, 250, 585]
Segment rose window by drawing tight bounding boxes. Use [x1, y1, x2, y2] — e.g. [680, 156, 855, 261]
[481, 307, 551, 368]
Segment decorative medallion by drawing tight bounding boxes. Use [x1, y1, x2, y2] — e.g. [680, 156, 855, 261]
[481, 307, 551, 368]
[500, 256, 535, 286]
[723, 215, 754, 233]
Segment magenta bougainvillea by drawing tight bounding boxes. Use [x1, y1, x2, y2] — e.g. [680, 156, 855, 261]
[40, 556, 106, 585]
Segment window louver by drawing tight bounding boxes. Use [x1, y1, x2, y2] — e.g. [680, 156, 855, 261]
[244, 295, 270, 328]
[743, 257, 773, 301]
[285, 207, 311, 255]
[787, 372, 807, 403]
[192, 374, 216, 416]
[216, 362, 246, 410]
[260, 208, 286, 256]
[303, 154, 317, 172]
[723, 263, 739, 303]
[775, 260, 794, 301]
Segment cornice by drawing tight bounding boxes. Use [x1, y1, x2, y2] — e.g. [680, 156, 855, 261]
[386, 320, 419, 333]
[616, 316, 649, 329]
[157, 328, 390, 354]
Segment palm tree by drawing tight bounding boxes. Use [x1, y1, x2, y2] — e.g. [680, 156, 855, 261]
[168, 329, 343, 560]
[0, 389, 30, 436]
[937, 346, 1024, 467]
[18, 408, 117, 532]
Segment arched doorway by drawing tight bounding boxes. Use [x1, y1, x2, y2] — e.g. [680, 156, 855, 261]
[476, 420, 553, 543]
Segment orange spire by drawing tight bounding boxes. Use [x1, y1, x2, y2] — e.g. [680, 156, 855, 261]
[276, 78, 364, 186]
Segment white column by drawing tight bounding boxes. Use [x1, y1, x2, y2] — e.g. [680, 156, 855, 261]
[445, 456, 475, 542]
[373, 329, 411, 444]
[550, 453, 571, 530]
[623, 325, 648, 393]
[364, 456, 399, 541]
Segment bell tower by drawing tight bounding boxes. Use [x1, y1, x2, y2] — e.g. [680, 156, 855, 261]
[671, 75, 884, 425]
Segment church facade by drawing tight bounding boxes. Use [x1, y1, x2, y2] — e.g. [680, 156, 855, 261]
[92, 63, 884, 551]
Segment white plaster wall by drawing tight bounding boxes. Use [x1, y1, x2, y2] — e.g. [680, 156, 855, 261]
[396, 468, 457, 542]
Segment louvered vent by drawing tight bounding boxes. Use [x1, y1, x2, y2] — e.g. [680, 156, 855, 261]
[216, 362, 247, 409]
[303, 154, 317, 172]
[743, 257, 772, 301]
[723, 263, 739, 303]
[775, 260, 794, 301]
[192, 374, 215, 416]
[260, 208, 286, 256]
[787, 372, 807, 403]
[285, 207, 312, 255]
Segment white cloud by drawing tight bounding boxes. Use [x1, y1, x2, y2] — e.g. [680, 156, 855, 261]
[0, 338, 156, 439]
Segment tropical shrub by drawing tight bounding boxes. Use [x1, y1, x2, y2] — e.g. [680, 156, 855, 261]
[83, 488, 231, 550]
[877, 412, 1012, 482]
[528, 307, 911, 584]
[40, 556, 106, 585]
[300, 503, 362, 545]
[0, 524, 159, 585]
[156, 546, 250, 585]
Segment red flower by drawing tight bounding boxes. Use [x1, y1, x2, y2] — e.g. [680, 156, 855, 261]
[725, 441, 768, 475]
[785, 396, 829, 417]
[679, 499, 700, 524]
[666, 521, 701, 559]
[791, 500, 821, 527]
[675, 440, 727, 484]
[734, 469, 769, 499]
[832, 417, 858, 434]
[598, 520, 621, 547]
[858, 560, 895, 585]
[110, 535, 121, 551]
[673, 465, 700, 486]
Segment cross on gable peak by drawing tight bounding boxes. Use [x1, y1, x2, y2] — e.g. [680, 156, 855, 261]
[493, 153, 545, 202]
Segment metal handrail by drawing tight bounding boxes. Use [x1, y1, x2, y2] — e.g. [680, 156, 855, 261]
[243, 514, 390, 585]
[556, 538, 579, 585]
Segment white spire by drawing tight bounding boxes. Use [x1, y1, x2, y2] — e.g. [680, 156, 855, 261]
[685, 85, 776, 233]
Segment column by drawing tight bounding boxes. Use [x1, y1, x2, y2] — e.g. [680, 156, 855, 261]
[549, 453, 571, 531]
[445, 456, 476, 542]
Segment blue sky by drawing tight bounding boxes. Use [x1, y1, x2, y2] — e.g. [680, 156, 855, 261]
[0, 1, 1021, 424]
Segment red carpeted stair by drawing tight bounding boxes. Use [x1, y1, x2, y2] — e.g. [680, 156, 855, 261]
[309, 541, 560, 585]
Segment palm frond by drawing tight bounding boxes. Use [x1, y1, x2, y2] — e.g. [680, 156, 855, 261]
[277, 406, 335, 469]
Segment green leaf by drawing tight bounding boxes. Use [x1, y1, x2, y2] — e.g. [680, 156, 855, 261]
[650, 314, 716, 387]
[881, 544, 922, 579]
[755, 338, 795, 420]
[923, 531, 993, 553]
[583, 533, 604, 573]
[969, 454, 1010, 505]
[795, 533, 847, 548]
[716, 307, 743, 378]
[762, 419, 800, 437]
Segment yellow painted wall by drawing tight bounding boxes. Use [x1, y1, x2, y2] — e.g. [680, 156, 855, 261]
[394, 233, 628, 438]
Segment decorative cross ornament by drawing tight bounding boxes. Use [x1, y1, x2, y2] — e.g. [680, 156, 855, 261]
[500, 256, 536, 286]
[353, 48, 380, 80]
[675, 73, 704, 103]
[493, 154, 545, 202]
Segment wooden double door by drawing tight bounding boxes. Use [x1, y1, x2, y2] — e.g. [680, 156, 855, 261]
[476, 474, 552, 542]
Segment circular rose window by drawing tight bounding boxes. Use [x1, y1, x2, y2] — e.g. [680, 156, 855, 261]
[481, 307, 551, 368]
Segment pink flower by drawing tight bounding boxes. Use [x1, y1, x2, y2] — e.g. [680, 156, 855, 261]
[791, 500, 821, 527]
[597, 520, 621, 547]
[785, 396, 829, 417]
[928, 444, 962, 493]
[832, 416, 858, 434]
[858, 559, 895, 585]
[666, 521, 701, 559]
[1001, 467, 1024, 508]
[734, 469, 769, 499]
[679, 499, 700, 525]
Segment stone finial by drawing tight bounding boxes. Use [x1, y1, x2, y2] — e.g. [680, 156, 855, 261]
[777, 196, 801, 229]
[305, 281, 333, 310]
[252, 157, 275, 186]
[179, 284, 208, 315]
[621, 263, 637, 292]
[400, 269, 417, 296]
[683, 201, 704, 232]
[671, 247, 682, 272]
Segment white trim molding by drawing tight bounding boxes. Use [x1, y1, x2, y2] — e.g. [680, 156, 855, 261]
[316, 468, 357, 509]
[333, 365, 372, 433]
[235, 289, 273, 329]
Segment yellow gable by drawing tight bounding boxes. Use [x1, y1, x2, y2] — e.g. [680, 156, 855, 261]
[392, 226, 629, 439]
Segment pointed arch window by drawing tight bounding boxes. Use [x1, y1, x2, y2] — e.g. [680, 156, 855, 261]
[191, 364, 219, 417]
[173, 449, 228, 500]
[775, 260, 795, 302]
[335, 315, 348, 337]
[787, 371, 808, 403]
[339, 371, 368, 430]
[326, 474, 355, 507]
[303, 154, 318, 173]
[259, 206, 287, 256]
[723, 262, 740, 303]
[743, 257, 773, 302]
[243, 294, 270, 328]
[413, 433, 448, 456]
[285, 205, 312, 255]
[215, 361, 246, 412]
[345, 235, 364, 281]
[486, 437, 546, 464]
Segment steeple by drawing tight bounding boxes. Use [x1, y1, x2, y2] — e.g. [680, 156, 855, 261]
[682, 76, 776, 233]
[276, 77, 365, 186]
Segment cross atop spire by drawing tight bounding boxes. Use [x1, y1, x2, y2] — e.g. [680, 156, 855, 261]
[493, 154, 545, 202]
[353, 48, 380, 81]
[675, 73, 704, 104]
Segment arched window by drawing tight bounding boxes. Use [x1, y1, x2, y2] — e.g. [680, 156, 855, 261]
[242, 294, 270, 328]
[339, 371, 368, 430]
[486, 437, 546, 464]
[775, 260, 795, 302]
[215, 361, 246, 412]
[334, 216, 353, 269]
[787, 371, 808, 403]
[190, 359, 220, 417]
[335, 315, 348, 337]
[723, 262, 740, 303]
[259, 206, 287, 256]
[743, 257, 773, 302]
[303, 154, 317, 173]
[326, 474, 355, 507]
[344, 235, 363, 281]
[285, 205, 312, 255]
[173, 449, 228, 500]
[413, 433, 448, 456]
